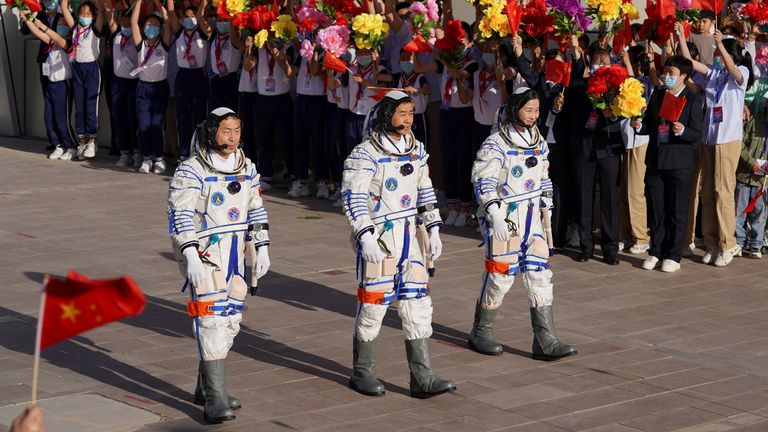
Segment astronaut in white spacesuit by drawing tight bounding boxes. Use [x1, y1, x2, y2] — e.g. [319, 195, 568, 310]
[168, 108, 271, 423]
[341, 90, 456, 399]
[469, 88, 577, 361]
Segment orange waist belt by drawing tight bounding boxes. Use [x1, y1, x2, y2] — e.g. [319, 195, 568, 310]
[357, 288, 395, 305]
[187, 301, 216, 317]
[485, 259, 511, 275]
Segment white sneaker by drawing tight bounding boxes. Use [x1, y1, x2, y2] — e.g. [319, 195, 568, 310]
[629, 243, 650, 254]
[138, 159, 153, 174]
[83, 139, 96, 158]
[48, 146, 64, 160]
[259, 180, 272, 192]
[444, 209, 459, 226]
[316, 181, 330, 199]
[714, 245, 741, 267]
[329, 188, 342, 201]
[566, 224, 580, 248]
[702, 247, 718, 264]
[661, 259, 681, 273]
[59, 148, 77, 161]
[749, 247, 763, 259]
[641, 256, 660, 270]
[287, 180, 310, 197]
[152, 159, 166, 174]
[115, 153, 132, 168]
[133, 153, 143, 169]
[618, 241, 625, 251]
[682, 242, 695, 257]
[332, 197, 343, 208]
[76, 143, 88, 160]
[454, 211, 470, 227]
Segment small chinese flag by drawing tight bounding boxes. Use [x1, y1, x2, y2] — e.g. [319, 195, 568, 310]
[322, 52, 348, 74]
[403, 35, 432, 53]
[504, 0, 522, 35]
[742, 187, 765, 214]
[613, 16, 633, 54]
[691, 0, 723, 13]
[545, 60, 567, 85]
[562, 61, 572, 87]
[39, 271, 146, 349]
[659, 91, 687, 122]
[654, 0, 676, 19]
[371, 88, 393, 102]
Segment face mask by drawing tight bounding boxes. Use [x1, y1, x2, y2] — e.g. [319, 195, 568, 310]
[340, 47, 355, 63]
[400, 60, 414, 74]
[216, 21, 230, 34]
[79, 16, 92, 27]
[121, 27, 132, 37]
[144, 24, 160, 39]
[589, 64, 604, 74]
[45, 0, 58, 11]
[663, 75, 678, 89]
[523, 48, 533, 63]
[482, 52, 495, 67]
[713, 56, 724, 70]
[357, 55, 372, 67]
[182, 17, 197, 31]
[56, 24, 69, 37]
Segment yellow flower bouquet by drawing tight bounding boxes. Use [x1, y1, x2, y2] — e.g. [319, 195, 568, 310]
[611, 77, 647, 118]
[351, 13, 389, 50]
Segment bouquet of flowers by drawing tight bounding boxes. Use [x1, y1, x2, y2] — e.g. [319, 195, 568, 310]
[11, 0, 42, 14]
[586, 64, 628, 109]
[351, 13, 389, 50]
[434, 19, 468, 68]
[271, 14, 298, 47]
[521, 0, 554, 38]
[756, 45, 768, 66]
[546, 0, 591, 37]
[402, 0, 439, 52]
[673, 0, 702, 23]
[317, 24, 350, 56]
[637, 1, 675, 45]
[296, 3, 332, 33]
[611, 77, 647, 118]
[477, 0, 512, 42]
[739, 1, 768, 26]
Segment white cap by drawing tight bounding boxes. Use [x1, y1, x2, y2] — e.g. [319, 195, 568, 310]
[384, 90, 409, 101]
[513, 86, 532, 95]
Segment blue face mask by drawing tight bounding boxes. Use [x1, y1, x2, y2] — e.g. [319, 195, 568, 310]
[144, 24, 160, 39]
[182, 17, 197, 31]
[45, 0, 58, 11]
[79, 16, 92, 27]
[56, 24, 69, 37]
[216, 21, 230, 34]
[357, 55, 372, 67]
[713, 56, 724, 70]
[121, 27, 132, 37]
[663, 75, 678, 90]
[482, 52, 496, 67]
[400, 60, 414, 74]
[589, 64, 604, 74]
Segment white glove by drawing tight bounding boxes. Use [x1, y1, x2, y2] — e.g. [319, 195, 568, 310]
[541, 196, 554, 210]
[359, 231, 385, 263]
[429, 227, 442, 261]
[487, 203, 510, 243]
[183, 247, 206, 289]
[254, 246, 271, 278]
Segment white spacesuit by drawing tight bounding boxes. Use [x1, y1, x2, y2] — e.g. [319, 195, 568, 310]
[168, 108, 270, 424]
[468, 88, 576, 361]
[342, 90, 456, 399]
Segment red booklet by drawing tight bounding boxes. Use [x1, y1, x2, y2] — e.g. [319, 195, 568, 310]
[659, 91, 686, 123]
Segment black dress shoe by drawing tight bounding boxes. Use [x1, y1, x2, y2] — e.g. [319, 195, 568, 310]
[577, 252, 592, 262]
[603, 256, 620, 265]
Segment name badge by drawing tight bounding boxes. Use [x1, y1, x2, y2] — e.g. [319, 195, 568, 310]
[658, 124, 670, 143]
[129, 67, 142, 77]
[42, 63, 51, 76]
[585, 112, 599, 130]
[265, 77, 276, 92]
[545, 111, 556, 128]
[188, 56, 197, 68]
[712, 106, 723, 123]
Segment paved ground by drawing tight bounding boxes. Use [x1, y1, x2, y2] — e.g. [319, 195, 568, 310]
[2, 137, 768, 432]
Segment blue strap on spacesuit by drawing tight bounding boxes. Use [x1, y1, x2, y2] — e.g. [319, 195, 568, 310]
[225, 234, 240, 282]
[393, 219, 411, 301]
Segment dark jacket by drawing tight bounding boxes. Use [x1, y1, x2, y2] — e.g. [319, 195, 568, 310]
[737, 116, 768, 187]
[638, 86, 705, 171]
[570, 76, 625, 160]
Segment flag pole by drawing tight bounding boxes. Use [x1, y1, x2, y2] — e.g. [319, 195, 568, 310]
[31, 276, 48, 405]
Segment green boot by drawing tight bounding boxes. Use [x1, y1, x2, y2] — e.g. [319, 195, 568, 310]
[530, 306, 577, 361]
[405, 338, 457, 399]
[467, 303, 503, 355]
[198, 360, 236, 424]
[194, 373, 241, 410]
[349, 338, 385, 396]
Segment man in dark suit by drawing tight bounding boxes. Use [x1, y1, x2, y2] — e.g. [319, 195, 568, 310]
[570, 48, 624, 265]
[632, 55, 705, 272]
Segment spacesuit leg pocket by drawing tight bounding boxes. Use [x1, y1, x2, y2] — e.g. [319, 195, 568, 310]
[398, 296, 433, 340]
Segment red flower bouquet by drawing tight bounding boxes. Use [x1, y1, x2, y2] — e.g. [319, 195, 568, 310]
[586, 64, 628, 109]
[522, 0, 554, 38]
[740, 1, 768, 25]
[435, 19, 468, 68]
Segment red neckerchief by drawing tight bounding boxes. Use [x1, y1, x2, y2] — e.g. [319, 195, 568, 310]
[354, 63, 375, 108]
[182, 29, 196, 62]
[215, 34, 229, 73]
[69, 24, 92, 61]
[140, 39, 160, 67]
[400, 72, 419, 89]
[266, 49, 276, 77]
[479, 67, 496, 99]
[443, 73, 453, 105]
[119, 33, 129, 53]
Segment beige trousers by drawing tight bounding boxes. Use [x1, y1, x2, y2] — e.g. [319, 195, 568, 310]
[684, 144, 703, 246]
[620, 145, 649, 244]
[701, 141, 741, 251]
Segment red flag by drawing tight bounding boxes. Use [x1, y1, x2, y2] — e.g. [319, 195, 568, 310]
[659, 91, 687, 122]
[504, 0, 522, 35]
[613, 17, 633, 54]
[562, 61, 572, 87]
[322, 52, 348, 74]
[691, 0, 723, 13]
[16, 0, 42, 13]
[654, 0, 676, 19]
[39, 271, 146, 349]
[680, 21, 692, 38]
[742, 187, 765, 214]
[371, 88, 393, 102]
[545, 60, 566, 85]
[403, 35, 432, 53]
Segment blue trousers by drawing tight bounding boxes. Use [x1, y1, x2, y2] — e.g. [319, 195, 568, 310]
[345, 113, 366, 155]
[324, 102, 347, 184]
[71, 61, 101, 139]
[440, 107, 475, 206]
[175, 68, 208, 158]
[254, 93, 294, 180]
[736, 182, 768, 249]
[42, 77, 75, 149]
[293, 94, 326, 181]
[136, 80, 170, 159]
[209, 72, 239, 113]
[111, 76, 138, 153]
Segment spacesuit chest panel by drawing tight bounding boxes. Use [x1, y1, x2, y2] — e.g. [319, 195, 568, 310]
[498, 149, 546, 204]
[200, 173, 252, 236]
[371, 153, 421, 220]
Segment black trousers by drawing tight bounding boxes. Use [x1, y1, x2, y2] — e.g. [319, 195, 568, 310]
[574, 151, 620, 257]
[645, 167, 694, 262]
[548, 142, 575, 246]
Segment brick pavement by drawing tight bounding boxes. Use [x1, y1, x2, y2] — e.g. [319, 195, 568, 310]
[2, 137, 768, 432]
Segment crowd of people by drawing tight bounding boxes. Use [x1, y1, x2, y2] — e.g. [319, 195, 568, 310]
[19, 0, 768, 271]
